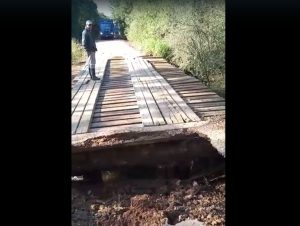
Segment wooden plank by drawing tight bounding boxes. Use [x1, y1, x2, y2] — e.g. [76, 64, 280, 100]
[72, 82, 90, 114]
[103, 75, 130, 78]
[169, 81, 203, 87]
[92, 113, 141, 122]
[88, 124, 143, 133]
[97, 96, 136, 102]
[98, 100, 137, 107]
[72, 64, 88, 81]
[100, 84, 131, 89]
[75, 55, 107, 134]
[99, 87, 133, 92]
[100, 83, 132, 87]
[128, 58, 157, 126]
[143, 62, 198, 124]
[90, 118, 142, 128]
[101, 79, 131, 83]
[99, 88, 134, 93]
[161, 72, 185, 76]
[173, 84, 209, 90]
[190, 101, 225, 108]
[101, 80, 131, 83]
[98, 93, 134, 98]
[171, 84, 207, 90]
[94, 104, 139, 113]
[102, 80, 131, 83]
[131, 59, 172, 125]
[103, 76, 131, 79]
[76, 81, 102, 134]
[93, 109, 140, 118]
[71, 70, 89, 100]
[138, 58, 187, 124]
[96, 101, 137, 109]
[184, 94, 220, 100]
[103, 73, 129, 76]
[166, 76, 198, 81]
[179, 92, 217, 97]
[177, 90, 214, 96]
[99, 91, 134, 96]
[168, 79, 204, 84]
[134, 58, 184, 124]
[98, 96, 137, 103]
[72, 79, 96, 134]
[142, 58, 201, 122]
[100, 99, 137, 105]
[165, 77, 199, 82]
[99, 91, 135, 97]
[198, 110, 225, 117]
[101, 81, 132, 86]
[193, 105, 225, 111]
[172, 85, 208, 90]
[185, 97, 224, 104]
[126, 58, 158, 126]
[71, 69, 87, 90]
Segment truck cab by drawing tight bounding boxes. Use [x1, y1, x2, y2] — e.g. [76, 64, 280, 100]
[99, 19, 114, 40]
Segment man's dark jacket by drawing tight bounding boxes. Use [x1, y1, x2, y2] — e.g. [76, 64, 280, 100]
[82, 29, 97, 52]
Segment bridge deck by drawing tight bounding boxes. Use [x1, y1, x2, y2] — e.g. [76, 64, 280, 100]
[71, 55, 225, 138]
[144, 56, 225, 119]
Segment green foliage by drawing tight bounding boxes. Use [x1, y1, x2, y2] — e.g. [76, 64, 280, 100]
[72, 0, 102, 41]
[72, 38, 85, 64]
[109, 0, 133, 38]
[110, 0, 225, 96]
[153, 39, 172, 59]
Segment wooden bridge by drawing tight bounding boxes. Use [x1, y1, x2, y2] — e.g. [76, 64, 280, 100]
[71, 54, 225, 173]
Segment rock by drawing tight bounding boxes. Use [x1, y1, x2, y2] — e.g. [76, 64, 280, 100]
[184, 194, 192, 200]
[130, 194, 152, 209]
[174, 206, 186, 212]
[175, 219, 206, 226]
[178, 214, 188, 222]
[90, 204, 99, 211]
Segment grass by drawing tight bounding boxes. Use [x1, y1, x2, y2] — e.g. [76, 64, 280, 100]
[72, 38, 85, 64]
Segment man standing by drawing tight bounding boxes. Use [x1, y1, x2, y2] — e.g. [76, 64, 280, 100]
[82, 20, 100, 80]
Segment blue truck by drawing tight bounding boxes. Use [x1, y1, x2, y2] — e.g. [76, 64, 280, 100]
[99, 19, 114, 39]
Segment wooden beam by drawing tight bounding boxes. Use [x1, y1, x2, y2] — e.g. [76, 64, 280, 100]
[142, 58, 201, 122]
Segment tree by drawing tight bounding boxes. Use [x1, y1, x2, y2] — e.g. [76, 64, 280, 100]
[72, 0, 101, 40]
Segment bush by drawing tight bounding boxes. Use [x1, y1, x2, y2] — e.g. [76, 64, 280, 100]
[111, 0, 225, 96]
[153, 40, 172, 59]
[72, 39, 85, 64]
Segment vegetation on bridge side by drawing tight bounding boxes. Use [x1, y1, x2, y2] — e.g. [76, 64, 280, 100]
[72, 39, 85, 64]
[110, 0, 225, 97]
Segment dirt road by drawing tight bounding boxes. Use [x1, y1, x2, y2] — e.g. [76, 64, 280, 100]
[95, 39, 143, 59]
[72, 40, 143, 81]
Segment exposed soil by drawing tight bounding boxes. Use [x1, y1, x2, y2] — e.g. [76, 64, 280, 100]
[72, 171, 225, 226]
